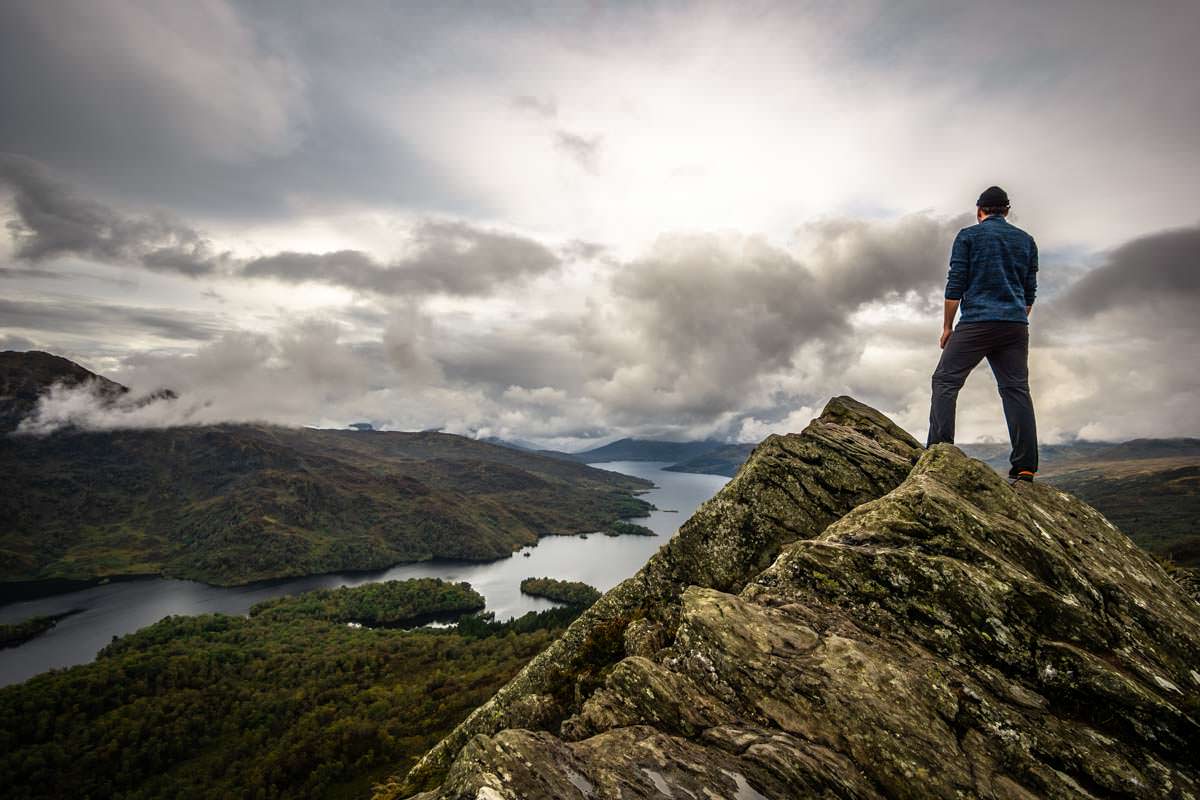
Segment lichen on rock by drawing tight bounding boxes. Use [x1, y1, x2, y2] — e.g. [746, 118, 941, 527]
[384, 398, 1200, 800]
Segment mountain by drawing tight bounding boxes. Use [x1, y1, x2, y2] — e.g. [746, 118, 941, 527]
[0, 352, 653, 586]
[1037, 444, 1200, 567]
[477, 435, 544, 451]
[661, 441, 755, 476]
[0, 350, 128, 432]
[958, 439, 1200, 473]
[384, 397, 1200, 799]
[0, 349, 178, 434]
[536, 437, 727, 465]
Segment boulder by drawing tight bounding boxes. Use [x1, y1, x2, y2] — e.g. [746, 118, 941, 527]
[386, 398, 1200, 800]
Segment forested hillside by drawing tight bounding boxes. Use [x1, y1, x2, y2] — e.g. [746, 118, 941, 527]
[0, 579, 579, 800]
[0, 351, 653, 586]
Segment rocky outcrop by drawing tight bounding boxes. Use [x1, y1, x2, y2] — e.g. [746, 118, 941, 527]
[384, 398, 1200, 800]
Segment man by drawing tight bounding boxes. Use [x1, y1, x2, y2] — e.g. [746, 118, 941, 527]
[928, 185, 1039, 483]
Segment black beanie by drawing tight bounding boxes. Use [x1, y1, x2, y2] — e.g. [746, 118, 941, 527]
[977, 186, 1009, 208]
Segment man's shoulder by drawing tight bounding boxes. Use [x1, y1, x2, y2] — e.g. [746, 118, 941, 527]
[1003, 220, 1035, 240]
[977, 219, 1036, 245]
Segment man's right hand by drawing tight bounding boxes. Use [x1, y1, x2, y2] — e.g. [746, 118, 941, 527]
[941, 299, 960, 349]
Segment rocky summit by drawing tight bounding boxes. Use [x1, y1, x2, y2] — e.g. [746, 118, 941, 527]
[383, 397, 1200, 800]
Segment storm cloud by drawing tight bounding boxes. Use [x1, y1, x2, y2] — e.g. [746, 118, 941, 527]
[242, 220, 563, 297]
[0, 153, 229, 276]
[0, 1, 305, 165]
[1056, 224, 1200, 316]
[0, 297, 225, 342]
[568, 213, 969, 425]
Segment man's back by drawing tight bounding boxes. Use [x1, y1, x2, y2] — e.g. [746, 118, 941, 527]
[946, 216, 1038, 325]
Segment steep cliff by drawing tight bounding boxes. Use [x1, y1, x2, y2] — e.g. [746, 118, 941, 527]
[384, 397, 1200, 800]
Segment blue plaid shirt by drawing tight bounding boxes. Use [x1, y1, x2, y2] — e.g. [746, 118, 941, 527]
[945, 215, 1038, 325]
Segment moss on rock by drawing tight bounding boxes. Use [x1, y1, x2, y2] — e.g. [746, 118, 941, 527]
[385, 400, 1200, 800]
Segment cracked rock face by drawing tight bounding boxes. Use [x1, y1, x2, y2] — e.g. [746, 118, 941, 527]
[387, 398, 1200, 800]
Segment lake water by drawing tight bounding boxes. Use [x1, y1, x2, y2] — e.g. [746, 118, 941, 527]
[0, 461, 728, 687]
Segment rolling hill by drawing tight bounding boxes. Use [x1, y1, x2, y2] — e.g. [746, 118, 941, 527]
[0, 352, 653, 586]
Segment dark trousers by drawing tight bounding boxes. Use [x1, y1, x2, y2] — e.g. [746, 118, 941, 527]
[928, 321, 1038, 475]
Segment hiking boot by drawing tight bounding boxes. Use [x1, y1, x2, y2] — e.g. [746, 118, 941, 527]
[1009, 470, 1035, 485]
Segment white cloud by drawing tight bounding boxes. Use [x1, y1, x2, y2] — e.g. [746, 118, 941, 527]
[4, 2, 1200, 447]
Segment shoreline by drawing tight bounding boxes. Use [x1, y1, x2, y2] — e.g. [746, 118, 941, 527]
[0, 514, 663, 607]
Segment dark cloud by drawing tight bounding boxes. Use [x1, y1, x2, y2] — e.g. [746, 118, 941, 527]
[800, 213, 973, 308]
[0, 1, 477, 221]
[576, 215, 966, 423]
[243, 249, 374, 285]
[437, 321, 590, 391]
[0, 153, 229, 276]
[1056, 224, 1200, 316]
[0, 267, 67, 281]
[0, 298, 225, 342]
[0, 1, 304, 164]
[242, 219, 562, 296]
[555, 131, 602, 172]
[1, 154, 560, 297]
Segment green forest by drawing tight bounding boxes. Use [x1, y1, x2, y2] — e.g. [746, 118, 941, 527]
[604, 520, 657, 537]
[0, 579, 580, 800]
[0, 414, 653, 587]
[519, 577, 602, 607]
[0, 610, 80, 648]
[249, 578, 484, 626]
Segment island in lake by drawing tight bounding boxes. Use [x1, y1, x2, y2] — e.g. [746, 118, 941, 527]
[519, 577, 602, 608]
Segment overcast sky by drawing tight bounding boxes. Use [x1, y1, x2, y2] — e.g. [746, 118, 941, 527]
[2, 0, 1198, 448]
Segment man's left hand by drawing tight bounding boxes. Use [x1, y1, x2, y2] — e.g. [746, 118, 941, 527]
[940, 327, 952, 349]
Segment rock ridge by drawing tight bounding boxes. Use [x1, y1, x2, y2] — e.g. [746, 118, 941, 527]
[383, 397, 1200, 800]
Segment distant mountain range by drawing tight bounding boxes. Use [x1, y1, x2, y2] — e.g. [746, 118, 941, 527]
[1, 350, 127, 432]
[520, 426, 1200, 569]
[0, 351, 653, 586]
[656, 435, 1200, 569]
[661, 442, 757, 476]
[539, 437, 729, 465]
[959, 439, 1200, 472]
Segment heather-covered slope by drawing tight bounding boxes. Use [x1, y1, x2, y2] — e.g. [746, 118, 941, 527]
[388, 397, 1200, 800]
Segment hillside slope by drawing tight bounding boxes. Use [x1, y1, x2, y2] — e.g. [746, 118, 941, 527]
[965, 440, 1200, 567]
[0, 350, 127, 432]
[0, 352, 653, 586]
[1036, 443, 1200, 568]
[386, 397, 1200, 800]
[662, 442, 755, 476]
[0, 425, 652, 586]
